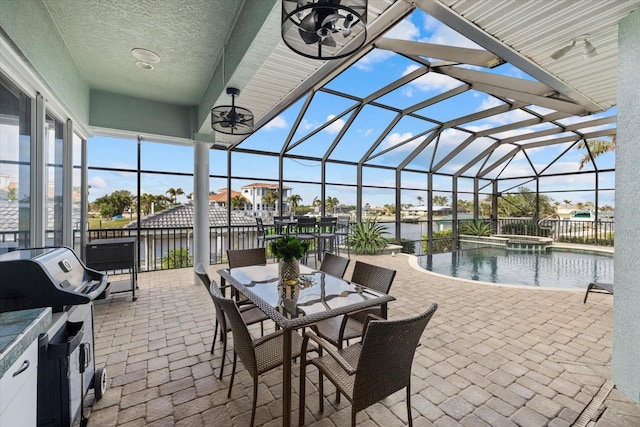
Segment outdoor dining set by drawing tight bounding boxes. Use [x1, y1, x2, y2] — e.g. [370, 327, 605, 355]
[256, 216, 352, 265]
[194, 239, 439, 427]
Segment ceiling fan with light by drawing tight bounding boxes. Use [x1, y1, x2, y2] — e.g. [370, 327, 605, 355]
[281, 0, 368, 60]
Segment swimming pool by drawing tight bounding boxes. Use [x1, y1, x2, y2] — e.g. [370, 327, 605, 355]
[419, 247, 614, 288]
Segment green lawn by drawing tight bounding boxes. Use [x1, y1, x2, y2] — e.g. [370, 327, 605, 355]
[88, 218, 132, 229]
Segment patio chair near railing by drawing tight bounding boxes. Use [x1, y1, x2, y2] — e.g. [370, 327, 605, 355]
[227, 247, 267, 269]
[256, 217, 283, 249]
[194, 263, 269, 380]
[299, 303, 438, 427]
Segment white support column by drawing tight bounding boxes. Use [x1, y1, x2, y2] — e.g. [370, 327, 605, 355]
[612, 7, 640, 404]
[32, 93, 46, 247]
[193, 141, 211, 283]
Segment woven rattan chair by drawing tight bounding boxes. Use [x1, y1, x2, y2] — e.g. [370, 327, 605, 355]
[311, 261, 396, 349]
[318, 252, 350, 278]
[210, 286, 306, 427]
[227, 247, 267, 269]
[194, 263, 269, 380]
[300, 303, 438, 426]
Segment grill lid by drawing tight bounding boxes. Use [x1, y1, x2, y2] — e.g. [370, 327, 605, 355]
[0, 247, 108, 312]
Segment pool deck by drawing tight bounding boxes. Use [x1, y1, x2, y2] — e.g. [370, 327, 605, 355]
[86, 252, 639, 426]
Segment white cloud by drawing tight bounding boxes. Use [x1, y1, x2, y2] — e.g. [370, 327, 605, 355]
[356, 19, 421, 71]
[264, 115, 287, 130]
[382, 132, 414, 150]
[386, 19, 421, 41]
[324, 115, 345, 135]
[89, 176, 107, 188]
[300, 119, 315, 131]
[478, 96, 503, 111]
[402, 65, 461, 92]
[354, 49, 394, 71]
[421, 15, 482, 49]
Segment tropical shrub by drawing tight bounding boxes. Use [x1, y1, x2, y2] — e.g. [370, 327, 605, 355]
[162, 248, 192, 269]
[350, 219, 389, 254]
[459, 219, 491, 236]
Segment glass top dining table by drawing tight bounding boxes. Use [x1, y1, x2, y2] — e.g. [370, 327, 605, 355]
[217, 262, 395, 427]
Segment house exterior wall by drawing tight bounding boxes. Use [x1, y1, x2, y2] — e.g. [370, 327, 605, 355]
[612, 6, 640, 404]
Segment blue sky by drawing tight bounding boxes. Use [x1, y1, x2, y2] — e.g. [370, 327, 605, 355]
[87, 9, 616, 208]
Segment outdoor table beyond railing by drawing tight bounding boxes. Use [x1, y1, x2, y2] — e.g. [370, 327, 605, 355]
[217, 262, 395, 427]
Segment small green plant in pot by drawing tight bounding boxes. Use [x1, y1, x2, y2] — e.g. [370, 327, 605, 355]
[270, 236, 310, 285]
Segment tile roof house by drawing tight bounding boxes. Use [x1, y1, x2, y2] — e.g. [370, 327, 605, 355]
[124, 204, 255, 229]
[209, 189, 248, 209]
[241, 182, 292, 215]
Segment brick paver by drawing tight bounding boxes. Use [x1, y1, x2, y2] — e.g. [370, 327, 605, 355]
[86, 253, 640, 426]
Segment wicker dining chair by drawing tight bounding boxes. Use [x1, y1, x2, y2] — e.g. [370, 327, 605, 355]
[299, 303, 438, 427]
[318, 252, 350, 278]
[227, 247, 268, 269]
[210, 285, 307, 427]
[194, 263, 269, 380]
[311, 261, 396, 349]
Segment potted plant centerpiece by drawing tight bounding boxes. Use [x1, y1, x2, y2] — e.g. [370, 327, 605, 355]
[270, 235, 310, 286]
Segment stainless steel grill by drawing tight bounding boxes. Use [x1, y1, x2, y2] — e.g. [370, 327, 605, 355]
[0, 247, 110, 427]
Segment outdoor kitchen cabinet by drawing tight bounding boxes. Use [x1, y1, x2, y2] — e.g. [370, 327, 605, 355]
[0, 339, 38, 426]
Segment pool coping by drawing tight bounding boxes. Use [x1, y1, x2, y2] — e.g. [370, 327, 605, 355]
[407, 243, 614, 291]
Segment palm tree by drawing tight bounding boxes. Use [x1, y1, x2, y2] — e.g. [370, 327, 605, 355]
[433, 195, 449, 206]
[166, 187, 184, 205]
[231, 194, 246, 210]
[563, 199, 571, 206]
[288, 194, 302, 215]
[325, 196, 339, 213]
[577, 135, 616, 170]
[262, 190, 279, 212]
[416, 195, 424, 206]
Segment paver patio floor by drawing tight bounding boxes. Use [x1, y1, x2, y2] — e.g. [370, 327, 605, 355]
[87, 253, 640, 426]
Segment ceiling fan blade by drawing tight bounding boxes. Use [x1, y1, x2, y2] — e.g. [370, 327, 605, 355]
[321, 34, 337, 47]
[299, 27, 320, 44]
[299, 11, 318, 33]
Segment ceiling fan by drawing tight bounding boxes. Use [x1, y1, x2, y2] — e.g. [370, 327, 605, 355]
[282, 0, 368, 60]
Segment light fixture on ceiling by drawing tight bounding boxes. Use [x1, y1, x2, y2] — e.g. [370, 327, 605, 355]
[551, 35, 598, 60]
[132, 48, 160, 70]
[281, 0, 367, 60]
[211, 88, 254, 135]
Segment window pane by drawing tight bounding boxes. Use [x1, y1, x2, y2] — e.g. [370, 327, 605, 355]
[0, 76, 31, 250]
[45, 113, 64, 245]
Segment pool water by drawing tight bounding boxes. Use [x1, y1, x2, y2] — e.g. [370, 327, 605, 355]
[420, 247, 614, 288]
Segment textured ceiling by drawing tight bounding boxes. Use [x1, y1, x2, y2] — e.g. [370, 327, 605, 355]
[43, 0, 244, 106]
